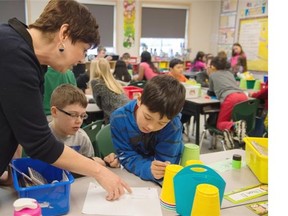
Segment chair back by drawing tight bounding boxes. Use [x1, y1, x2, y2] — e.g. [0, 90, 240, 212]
[232, 99, 259, 135]
[82, 120, 104, 157]
[95, 124, 116, 158]
[128, 80, 147, 88]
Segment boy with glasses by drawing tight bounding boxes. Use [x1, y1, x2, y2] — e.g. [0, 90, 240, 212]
[49, 84, 105, 164]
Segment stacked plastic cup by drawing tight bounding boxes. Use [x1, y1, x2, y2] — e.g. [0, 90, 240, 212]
[191, 183, 220, 216]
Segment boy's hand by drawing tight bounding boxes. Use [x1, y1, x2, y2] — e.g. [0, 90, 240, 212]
[151, 160, 170, 180]
[93, 157, 106, 166]
[104, 153, 120, 168]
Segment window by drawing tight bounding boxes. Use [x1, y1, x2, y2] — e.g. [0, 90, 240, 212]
[0, 0, 26, 24]
[141, 7, 187, 59]
[84, 4, 115, 55]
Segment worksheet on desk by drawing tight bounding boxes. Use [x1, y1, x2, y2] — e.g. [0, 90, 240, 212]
[82, 182, 163, 216]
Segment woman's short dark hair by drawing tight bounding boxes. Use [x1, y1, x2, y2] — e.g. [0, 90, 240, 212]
[29, 0, 100, 49]
[141, 75, 186, 120]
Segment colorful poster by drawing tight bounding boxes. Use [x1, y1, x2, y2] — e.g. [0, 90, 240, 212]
[238, 17, 268, 71]
[218, 28, 235, 44]
[239, 0, 268, 17]
[222, 0, 238, 12]
[123, 0, 136, 48]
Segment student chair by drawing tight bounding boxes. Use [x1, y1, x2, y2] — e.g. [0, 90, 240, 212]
[95, 124, 116, 159]
[82, 119, 104, 157]
[128, 80, 147, 88]
[199, 99, 259, 151]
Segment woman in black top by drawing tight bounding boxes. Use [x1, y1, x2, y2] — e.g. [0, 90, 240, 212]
[0, 0, 130, 199]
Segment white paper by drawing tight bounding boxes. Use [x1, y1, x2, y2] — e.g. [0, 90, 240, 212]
[82, 182, 163, 216]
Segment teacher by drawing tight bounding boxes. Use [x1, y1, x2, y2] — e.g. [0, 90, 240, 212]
[0, 0, 131, 200]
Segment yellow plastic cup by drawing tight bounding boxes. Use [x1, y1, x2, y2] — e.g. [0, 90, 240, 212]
[191, 184, 220, 216]
[185, 159, 203, 167]
[180, 144, 200, 167]
[239, 78, 247, 89]
[185, 160, 205, 172]
[253, 79, 261, 90]
[160, 164, 183, 205]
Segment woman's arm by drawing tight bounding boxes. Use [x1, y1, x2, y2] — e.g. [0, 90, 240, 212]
[53, 145, 131, 200]
[134, 64, 145, 81]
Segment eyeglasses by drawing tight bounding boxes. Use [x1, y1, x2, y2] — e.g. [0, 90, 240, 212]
[56, 107, 88, 120]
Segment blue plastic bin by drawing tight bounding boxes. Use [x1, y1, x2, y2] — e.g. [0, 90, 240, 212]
[11, 158, 74, 216]
[173, 164, 226, 216]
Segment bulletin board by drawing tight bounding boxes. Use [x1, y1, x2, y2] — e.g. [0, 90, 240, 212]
[238, 16, 268, 72]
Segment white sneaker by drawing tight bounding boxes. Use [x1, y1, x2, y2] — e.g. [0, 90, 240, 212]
[234, 120, 247, 142]
[223, 129, 234, 149]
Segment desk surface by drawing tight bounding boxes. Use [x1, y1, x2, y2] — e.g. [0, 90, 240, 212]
[85, 94, 102, 112]
[0, 150, 266, 216]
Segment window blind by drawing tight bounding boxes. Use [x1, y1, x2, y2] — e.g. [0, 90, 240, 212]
[84, 4, 114, 47]
[142, 7, 187, 38]
[0, 0, 26, 24]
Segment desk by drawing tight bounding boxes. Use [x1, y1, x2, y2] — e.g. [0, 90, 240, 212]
[1, 150, 267, 215]
[85, 94, 102, 112]
[184, 96, 220, 145]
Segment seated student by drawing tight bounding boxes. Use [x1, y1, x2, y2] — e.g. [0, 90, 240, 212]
[49, 84, 105, 164]
[89, 58, 130, 123]
[88, 45, 112, 61]
[249, 81, 268, 135]
[76, 71, 90, 93]
[167, 58, 187, 83]
[194, 54, 214, 88]
[133, 51, 160, 81]
[166, 58, 190, 141]
[190, 51, 207, 72]
[207, 56, 248, 149]
[110, 75, 186, 182]
[43, 66, 77, 117]
[113, 60, 132, 82]
[120, 52, 133, 70]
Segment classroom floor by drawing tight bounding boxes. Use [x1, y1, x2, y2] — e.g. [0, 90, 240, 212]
[183, 115, 224, 154]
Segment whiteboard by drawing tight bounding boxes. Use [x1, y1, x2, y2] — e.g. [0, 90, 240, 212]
[238, 16, 268, 72]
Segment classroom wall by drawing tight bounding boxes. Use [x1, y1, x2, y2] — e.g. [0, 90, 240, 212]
[26, 0, 221, 60]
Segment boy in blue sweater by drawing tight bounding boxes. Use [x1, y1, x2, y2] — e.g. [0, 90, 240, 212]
[109, 75, 186, 182]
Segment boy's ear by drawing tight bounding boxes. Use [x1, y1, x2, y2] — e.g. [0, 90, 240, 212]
[50, 106, 57, 117]
[136, 93, 142, 106]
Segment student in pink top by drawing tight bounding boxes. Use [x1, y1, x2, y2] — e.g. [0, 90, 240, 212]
[133, 51, 159, 81]
[190, 51, 207, 72]
[167, 58, 187, 83]
[230, 43, 247, 75]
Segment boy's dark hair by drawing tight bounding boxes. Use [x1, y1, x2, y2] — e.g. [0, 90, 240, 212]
[169, 58, 184, 68]
[210, 56, 228, 70]
[141, 75, 186, 120]
[50, 84, 88, 109]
